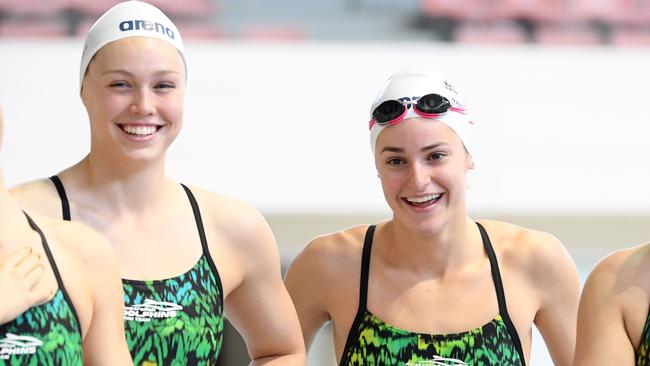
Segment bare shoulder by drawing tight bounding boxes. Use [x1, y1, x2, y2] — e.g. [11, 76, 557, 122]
[182, 185, 274, 250]
[30, 212, 115, 271]
[477, 219, 575, 285]
[479, 219, 567, 261]
[285, 224, 370, 318]
[585, 243, 650, 294]
[289, 225, 369, 283]
[10, 178, 61, 218]
[480, 220, 564, 254]
[296, 225, 369, 264]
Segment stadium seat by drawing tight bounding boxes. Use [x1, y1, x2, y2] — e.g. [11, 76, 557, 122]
[535, 24, 602, 45]
[454, 22, 528, 44]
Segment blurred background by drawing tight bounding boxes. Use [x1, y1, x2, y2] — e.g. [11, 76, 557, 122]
[1, 0, 650, 364]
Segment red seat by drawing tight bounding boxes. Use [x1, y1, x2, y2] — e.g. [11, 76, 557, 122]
[502, 0, 569, 23]
[570, 0, 650, 25]
[0, 20, 68, 37]
[69, 0, 215, 18]
[568, 0, 630, 24]
[454, 22, 527, 44]
[148, 0, 215, 18]
[421, 0, 570, 23]
[535, 25, 602, 45]
[611, 28, 650, 46]
[420, 0, 470, 20]
[176, 22, 224, 39]
[0, 0, 72, 16]
[68, 0, 122, 17]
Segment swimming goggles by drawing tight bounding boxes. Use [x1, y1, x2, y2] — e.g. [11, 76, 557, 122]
[369, 93, 466, 129]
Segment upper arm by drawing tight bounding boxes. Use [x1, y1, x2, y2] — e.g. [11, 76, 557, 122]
[73, 229, 132, 366]
[574, 254, 637, 365]
[284, 239, 332, 349]
[10, 179, 62, 218]
[214, 200, 305, 361]
[525, 231, 580, 366]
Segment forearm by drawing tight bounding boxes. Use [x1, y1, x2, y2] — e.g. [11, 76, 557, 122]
[249, 353, 306, 366]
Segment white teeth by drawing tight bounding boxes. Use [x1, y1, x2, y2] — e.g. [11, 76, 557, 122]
[122, 125, 157, 136]
[406, 193, 442, 203]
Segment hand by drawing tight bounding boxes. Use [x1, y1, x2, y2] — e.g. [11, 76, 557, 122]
[0, 247, 54, 324]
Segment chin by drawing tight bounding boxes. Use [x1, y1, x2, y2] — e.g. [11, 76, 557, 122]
[118, 146, 167, 163]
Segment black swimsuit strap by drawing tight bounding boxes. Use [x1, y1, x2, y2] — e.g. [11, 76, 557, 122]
[339, 224, 375, 365]
[180, 184, 224, 307]
[357, 224, 376, 312]
[477, 222, 526, 365]
[49, 175, 71, 221]
[23, 211, 82, 336]
[180, 184, 210, 257]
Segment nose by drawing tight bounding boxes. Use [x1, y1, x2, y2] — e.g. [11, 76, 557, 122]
[406, 161, 429, 189]
[130, 87, 155, 116]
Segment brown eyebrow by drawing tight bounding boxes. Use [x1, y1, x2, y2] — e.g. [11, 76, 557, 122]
[420, 142, 449, 152]
[380, 142, 449, 154]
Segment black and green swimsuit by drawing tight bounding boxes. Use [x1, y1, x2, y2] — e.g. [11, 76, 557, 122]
[636, 310, 650, 365]
[340, 223, 526, 366]
[0, 213, 83, 365]
[50, 176, 224, 366]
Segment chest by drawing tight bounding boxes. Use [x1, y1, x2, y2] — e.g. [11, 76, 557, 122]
[83, 211, 205, 280]
[368, 265, 501, 334]
[330, 259, 537, 363]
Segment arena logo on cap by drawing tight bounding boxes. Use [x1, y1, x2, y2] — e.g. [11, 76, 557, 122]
[119, 19, 175, 40]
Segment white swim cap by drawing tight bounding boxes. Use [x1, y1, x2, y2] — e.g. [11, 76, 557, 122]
[79, 0, 185, 89]
[369, 69, 474, 156]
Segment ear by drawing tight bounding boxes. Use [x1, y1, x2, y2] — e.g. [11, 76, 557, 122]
[467, 153, 475, 170]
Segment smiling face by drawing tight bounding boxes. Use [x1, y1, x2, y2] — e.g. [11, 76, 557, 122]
[80, 36, 186, 164]
[375, 118, 474, 235]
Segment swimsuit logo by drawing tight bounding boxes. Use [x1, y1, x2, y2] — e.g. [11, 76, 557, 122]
[406, 356, 468, 366]
[0, 333, 43, 359]
[124, 299, 183, 322]
[119, 20, 175, 40]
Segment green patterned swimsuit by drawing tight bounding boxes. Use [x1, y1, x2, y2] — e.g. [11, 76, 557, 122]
[51, 177, 224, 366]
[340, 223, 526, 366]
[0, 214, 83, 365]
[636, 311, 650, 365]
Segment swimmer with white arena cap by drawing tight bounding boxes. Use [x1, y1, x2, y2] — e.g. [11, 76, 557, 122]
[10, 1, 305, 365]
[285, 68, 580, 366]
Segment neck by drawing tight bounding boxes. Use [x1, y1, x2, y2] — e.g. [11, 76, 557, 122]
[0, 171, 34, 250]
[72, 152, 171, 213]
[381, 215, 483, 274]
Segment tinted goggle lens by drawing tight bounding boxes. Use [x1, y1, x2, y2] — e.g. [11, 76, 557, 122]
[416, 93, 451, 114]
[372, 100, 405, 124]
[371, 94, 453, 126]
